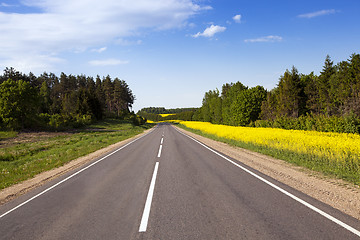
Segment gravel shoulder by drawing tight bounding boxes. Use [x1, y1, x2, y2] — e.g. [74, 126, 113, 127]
[0, 128, 153, 205]
[175, 126, 360, 221]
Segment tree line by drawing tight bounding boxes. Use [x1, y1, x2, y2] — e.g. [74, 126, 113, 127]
[0, 67, 145, 130]
[194, 53, 360, 133]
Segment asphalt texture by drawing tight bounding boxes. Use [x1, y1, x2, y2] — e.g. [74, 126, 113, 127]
[1, 123, 360, 239]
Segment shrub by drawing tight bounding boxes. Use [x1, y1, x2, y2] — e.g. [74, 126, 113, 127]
[254, 114, 360, 134]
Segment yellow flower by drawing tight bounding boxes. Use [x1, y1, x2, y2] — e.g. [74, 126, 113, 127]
[177, 121, 360, 169]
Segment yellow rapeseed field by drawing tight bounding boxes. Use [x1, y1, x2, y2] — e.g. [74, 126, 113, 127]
[176, 121, 360, 174]
[159, 114, 176, 117]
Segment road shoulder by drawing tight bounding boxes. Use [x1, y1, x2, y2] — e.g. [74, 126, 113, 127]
[175, 126, 360, 220]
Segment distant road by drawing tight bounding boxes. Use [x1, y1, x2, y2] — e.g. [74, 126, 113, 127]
[1, 123, 360, 239]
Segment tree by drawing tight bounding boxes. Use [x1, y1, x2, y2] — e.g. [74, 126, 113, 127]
[301, 72, 318, 115]
[200, 89, 221, 123]
[0, 79, 39, 129]
[346, 54, 360, 116]
[318, 55, 336, 115]
[230, 86, 267, 126]
[102, 75, 114, 115]
[276, 67, 304, 118]
[39, 80, 51, 113]
[1, 67, 24, 83]
[260, 88, 278, 120]
[221, 81, 247, 125]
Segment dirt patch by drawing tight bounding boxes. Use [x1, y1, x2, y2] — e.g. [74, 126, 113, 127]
[175, 126, 360, 221]
[0, 132, 72, 148]
[0, 128, 153, 205]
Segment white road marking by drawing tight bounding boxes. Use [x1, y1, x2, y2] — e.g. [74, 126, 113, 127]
[157, 144, 163, 158]
[139, 162, 159, 232]
[0, 129, 154, 219]
[174, 127, 360, 238]
[160, 137, 164, 145]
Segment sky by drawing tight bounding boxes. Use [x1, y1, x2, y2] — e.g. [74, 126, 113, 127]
[0, 0, 360, 112]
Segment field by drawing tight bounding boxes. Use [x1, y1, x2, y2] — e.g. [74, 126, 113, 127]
[0, 119, 154, 190]
[174, 120, 360, 185]
[159, 114, 176, 117]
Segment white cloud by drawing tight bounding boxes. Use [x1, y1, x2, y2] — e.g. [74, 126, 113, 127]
[0, 54, 65, 73]
[192, 24, 226, 38]
[298, 9, 336, 19]
[115, 39, 143, 46]
[233, 14, 241, 23]
[188, 22, 196, 28]
[0, 3, 17, 7]
[244, 35, 283, 43]
[0, 0, 211, 72]
[91, 47, 107, 53]
[89, 59, 129, 66]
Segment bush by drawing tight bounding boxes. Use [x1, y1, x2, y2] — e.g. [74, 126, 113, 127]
[254, 114, 360, 134]
[131, 115, 146, 126]
[37, 113, 93, 130]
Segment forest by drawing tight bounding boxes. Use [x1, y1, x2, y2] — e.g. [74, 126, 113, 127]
[193, 54, 360, 133]
[0, 67, 145, 130]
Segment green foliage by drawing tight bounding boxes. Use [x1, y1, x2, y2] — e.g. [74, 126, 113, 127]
[200, 89, 222, 123]
[0, 68, 140, 130]
[138, 107, 167, 114]
[196, 82, 266, 126]
[0, 79, 39, 130]
[260, 54, 360, 122]
[138, 107, 198, 115]
[193, 53, 360, 134]
[230, 86, 267, 126]
[128, 114, 147, 126]
[221, 82, 247, 125]
[254, 114, 360, 134]
[276, 67, 305, 118]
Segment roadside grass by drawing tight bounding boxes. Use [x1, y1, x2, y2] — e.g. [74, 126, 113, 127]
[0, 131, 17, 140]
[0, 120, 154, 190]
[84, 118, 139, 131]
[176, 123, 360, 186]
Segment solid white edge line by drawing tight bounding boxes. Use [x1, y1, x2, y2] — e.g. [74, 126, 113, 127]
[157, 145, 163, 158]
[173, 126, 360, 238]
[0, 128, 154, 219]
[139, 162, 159, 232]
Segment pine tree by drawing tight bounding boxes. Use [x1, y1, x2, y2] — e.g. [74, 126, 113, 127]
[318, 55, 336, 115]
[276, 67, 303, 118]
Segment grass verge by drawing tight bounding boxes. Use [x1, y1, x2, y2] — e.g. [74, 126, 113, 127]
[0, 120, 154, 190]
[0, 131, 17, 140]
[176, 123, 360, 186]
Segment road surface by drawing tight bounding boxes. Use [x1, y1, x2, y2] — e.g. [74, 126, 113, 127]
[1, 123, 360, 239]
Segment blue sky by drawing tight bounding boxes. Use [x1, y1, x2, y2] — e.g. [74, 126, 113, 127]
[0, 0, 359, 112]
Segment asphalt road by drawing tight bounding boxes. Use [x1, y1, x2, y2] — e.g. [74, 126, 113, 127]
[1, 123, 360, 239]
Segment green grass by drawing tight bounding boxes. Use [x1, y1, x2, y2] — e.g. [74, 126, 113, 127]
[85, 118, 139, 130]
[0, 120, 154, 190]
[177, 124, 360, 186]
[0, 131, 17, 140]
